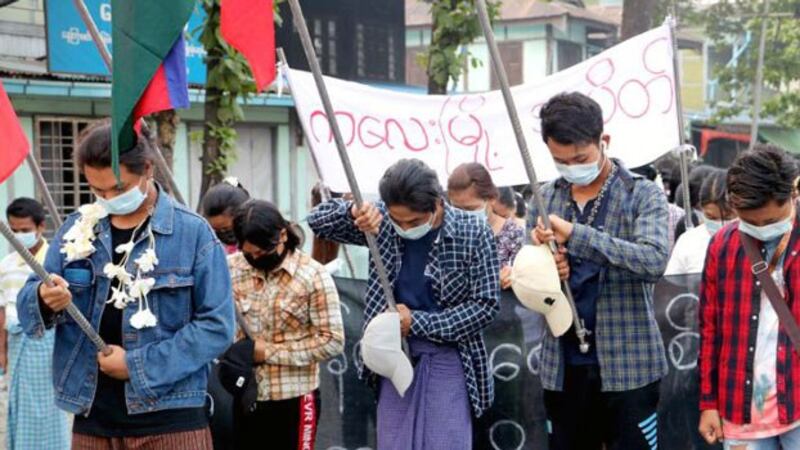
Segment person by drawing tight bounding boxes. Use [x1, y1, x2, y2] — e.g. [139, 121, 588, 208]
[699, 145, 800, 449]
[17, 123, 234, 449]
[447, 163, 525, 289]
[0, 198, 70, 449]
[665, 169, 735, 275]
[201, 177, 250, 254]
[308, 158, 500, 449]
[513, 191, 528, 228]
[226, 199, 344, 449]
[530, 92, 669, 450]
[674, 165, 716, 241]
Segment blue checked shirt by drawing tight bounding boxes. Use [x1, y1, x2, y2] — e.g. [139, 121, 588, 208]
[529, 160, 669, 392]
[308, 199, 500, 417]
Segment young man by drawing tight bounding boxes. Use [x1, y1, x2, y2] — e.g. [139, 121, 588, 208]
[699, 145, 800, 449]
[17, 124, 234, 449]
[531, 92, 669, 450]
[0, 198, 70, 449]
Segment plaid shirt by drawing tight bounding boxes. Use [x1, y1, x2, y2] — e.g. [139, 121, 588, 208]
[699, 218, 800, 425]
[528, 160, 669, 392]
[308, 199, 500, 417]
[229, 250, 345, 401]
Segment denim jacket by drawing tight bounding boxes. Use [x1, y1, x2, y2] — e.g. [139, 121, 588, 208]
[17, 189, 235, 416]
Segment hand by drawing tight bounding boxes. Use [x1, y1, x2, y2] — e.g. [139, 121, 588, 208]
[38, 275, 72, 313]
[97, 345, 129, 380]
[396, 304, 412, 338]
[253, 339, 268, 364]
[533, 215, 574, 246]
[0, 345, 7, 373]
[698, 409, 724, 444]
[554, 246, 570, 281]
[500, 265, 513, 290]
[350, 202, 383, 235]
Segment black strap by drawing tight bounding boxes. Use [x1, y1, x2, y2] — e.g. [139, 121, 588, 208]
[740, 233, 800, 356]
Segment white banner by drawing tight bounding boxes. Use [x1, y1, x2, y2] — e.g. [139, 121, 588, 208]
[287, 25, 680, 194]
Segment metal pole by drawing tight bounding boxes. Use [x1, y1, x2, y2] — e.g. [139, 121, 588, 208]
[277, 48, 358, 277]
[668, 16, 695, 230]
[26, 153, 63, 228]
[0, 220, 109, 354]
[475, 0, 590, 352]
[749, 0, 771, 150]
[285, 0, 399, 315]
[74, 0, 187, 206]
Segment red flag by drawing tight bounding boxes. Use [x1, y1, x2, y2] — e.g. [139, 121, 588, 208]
[0, 80, 29, 184]
[221, 0, 276, 92]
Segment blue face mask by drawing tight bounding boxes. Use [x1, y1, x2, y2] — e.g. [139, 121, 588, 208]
[391, 214, 434, 241]
[461, 203, 487, 220]
[97, 179, 147, 216]
[14, 231, 38, 250]
[738, 215, 793, 242]
[704, 218, 724, 236]
[555, 151, 604, 186]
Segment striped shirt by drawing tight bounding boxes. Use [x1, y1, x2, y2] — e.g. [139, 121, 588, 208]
[229, 250, 345, 401]
[0, 242, 48, 333]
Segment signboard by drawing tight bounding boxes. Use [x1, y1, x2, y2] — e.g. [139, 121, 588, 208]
[45, 0, 207, 84]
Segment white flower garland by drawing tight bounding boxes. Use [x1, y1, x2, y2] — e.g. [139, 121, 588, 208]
[61, 203, 159, 329]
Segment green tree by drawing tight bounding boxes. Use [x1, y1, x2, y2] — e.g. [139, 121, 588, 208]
[704, 0, 800, 128]
[417, 0, 500, 95]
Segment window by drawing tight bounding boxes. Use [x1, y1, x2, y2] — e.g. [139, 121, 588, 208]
[311, 18, 338, 76]
[357, 23, 397, 81]
[34, 117, 96, 233]
[490, 41, 523, 89]
[557, 40, 583, 71]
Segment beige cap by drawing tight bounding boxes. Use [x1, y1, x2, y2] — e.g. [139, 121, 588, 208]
[511, 245, 573, 337]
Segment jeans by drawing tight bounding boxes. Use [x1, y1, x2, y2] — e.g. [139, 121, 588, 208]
[724, 425, 800, 450]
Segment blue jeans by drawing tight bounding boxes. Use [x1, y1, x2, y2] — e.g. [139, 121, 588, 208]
[724, 424, 800, 449]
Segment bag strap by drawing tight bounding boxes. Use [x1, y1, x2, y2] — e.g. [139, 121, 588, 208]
[740, 232, 800, 356]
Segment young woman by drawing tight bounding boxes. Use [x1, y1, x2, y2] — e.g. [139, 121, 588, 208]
[17, 123, 234, 449]
[228, 200, 344, 450]
[201, 178, 250, 254]
[308, 159, 500, 449]
[666, 168, 736, 275]
[447, 163, 525, 289]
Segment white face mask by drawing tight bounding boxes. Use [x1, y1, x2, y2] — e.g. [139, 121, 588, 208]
[739, 215, 793, 242]
[391, 213, 434, 240]
[554, 142, 606, 186]
[460, 202, 488, 220]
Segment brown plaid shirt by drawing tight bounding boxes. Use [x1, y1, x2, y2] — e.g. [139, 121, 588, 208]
[229, 250, 345, 401]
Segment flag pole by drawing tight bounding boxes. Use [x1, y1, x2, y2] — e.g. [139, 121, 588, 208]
[667, 16, 695, 230]
[26, 153, 63, 229]
[475, 0, 590, 352]
[0, 220, 109, 355]
[73, 0, 187, 206]
[284, 0, 400, 316]
[277, 48, 357, 277]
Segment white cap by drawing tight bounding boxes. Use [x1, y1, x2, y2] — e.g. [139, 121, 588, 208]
[360, 312, 414, 397]
[511, 245, 573, 337]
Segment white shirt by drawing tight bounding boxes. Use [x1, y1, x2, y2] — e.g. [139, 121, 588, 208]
[0, 241, 48, 332]
[664, 224, 712, 275]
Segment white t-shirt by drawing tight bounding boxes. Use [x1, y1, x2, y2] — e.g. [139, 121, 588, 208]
[664, 224, 712, 275]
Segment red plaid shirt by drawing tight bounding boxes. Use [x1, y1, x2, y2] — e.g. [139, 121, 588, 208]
[699, 219, 800, 425]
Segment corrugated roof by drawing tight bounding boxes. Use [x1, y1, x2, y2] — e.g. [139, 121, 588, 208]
[407, 0, 618, 28]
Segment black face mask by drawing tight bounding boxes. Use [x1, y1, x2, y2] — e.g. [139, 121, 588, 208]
[216, 229, 237, 246]
[244, 248, 287, 273]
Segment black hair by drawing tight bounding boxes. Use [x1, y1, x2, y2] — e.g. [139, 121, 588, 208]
[514, 191, 527, 219]
[540, 92, 604, 146]
[202, 181, 250, 218]
[727, 144, 799, 210]
[631, 164, 658, 182]
[378, 159, 443, 213]
[6, 197, 46, 226]
[675, 165, 716, 209]
[76, 121, 154, 175]
[699, 168, 729, 210]
[233, 200, 301, 252]
[496, 187, 516, 210]
[654, 155, 680, 202]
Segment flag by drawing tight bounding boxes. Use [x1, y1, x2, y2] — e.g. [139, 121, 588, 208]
[221, 0, 276, 92]
[0, 80, 29, 184]
[111, 0, 193, 177]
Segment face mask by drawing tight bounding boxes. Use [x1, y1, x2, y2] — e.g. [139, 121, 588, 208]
[391, 214, 434, 241]
[14, 231, 38, 250]
[739, 215, 793, 242]
[704, 218, 723, 236]
[216, 229, 237, 246]
[555, 146, 605, 186]
[97, 179, 147, 216]
[461, 205, 487, 220]
[245, 248, 287, 273]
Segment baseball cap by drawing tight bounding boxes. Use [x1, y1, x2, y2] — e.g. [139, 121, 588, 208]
[360, 312, 414, 397]
[511, 244, 573, 337]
